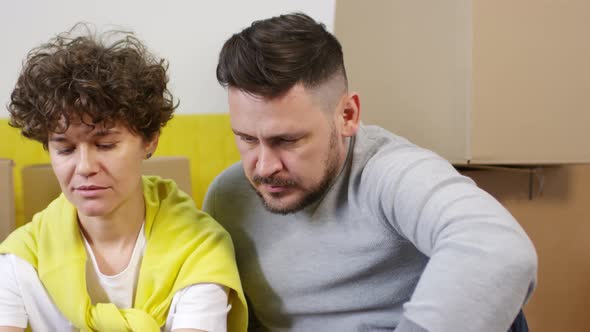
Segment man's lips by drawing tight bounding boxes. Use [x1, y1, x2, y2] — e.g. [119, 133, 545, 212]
[252, 175, 296, 194]
[261, 184, 291, 194]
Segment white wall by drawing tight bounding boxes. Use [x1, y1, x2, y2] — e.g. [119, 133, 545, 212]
[0, 0, 335, 117]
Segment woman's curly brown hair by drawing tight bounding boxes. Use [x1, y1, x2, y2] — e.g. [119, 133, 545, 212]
[8, 25, 177, 147]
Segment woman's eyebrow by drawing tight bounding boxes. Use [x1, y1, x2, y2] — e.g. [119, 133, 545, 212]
[48, 136, 68, 143]
[92, 129, 122, 138]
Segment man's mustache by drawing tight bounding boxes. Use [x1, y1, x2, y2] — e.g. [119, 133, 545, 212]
[252, 175, 296, 187]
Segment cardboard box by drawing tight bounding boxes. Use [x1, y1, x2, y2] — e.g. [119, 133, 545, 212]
[21, 156, 192, 222]
[0, 159, 15, 240]
[21, 163, 61, 223]
[141, 156, 192, 196]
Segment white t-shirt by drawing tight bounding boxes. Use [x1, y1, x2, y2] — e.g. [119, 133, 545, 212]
[0, 225, 230, 331]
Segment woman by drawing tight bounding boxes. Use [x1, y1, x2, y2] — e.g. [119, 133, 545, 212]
[0, 26, 247, 331]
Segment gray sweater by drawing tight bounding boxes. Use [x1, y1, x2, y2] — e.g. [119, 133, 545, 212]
[204, 125, 537, 332]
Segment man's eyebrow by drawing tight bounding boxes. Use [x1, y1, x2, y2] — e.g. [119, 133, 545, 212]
[231, 129, 252, 136]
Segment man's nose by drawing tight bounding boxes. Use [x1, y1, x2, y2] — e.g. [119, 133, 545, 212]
[256, 145, 282, 178]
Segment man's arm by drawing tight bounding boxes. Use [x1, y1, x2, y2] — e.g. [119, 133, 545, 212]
[367, 150, 537, 332]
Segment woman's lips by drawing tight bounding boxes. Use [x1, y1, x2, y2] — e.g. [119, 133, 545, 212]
[74, 185, 108, 197]
[76, 185, 107, 190]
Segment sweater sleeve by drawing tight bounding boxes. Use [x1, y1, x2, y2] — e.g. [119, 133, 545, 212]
[366, 149, 537, 332]
[396, 317, 429, 332]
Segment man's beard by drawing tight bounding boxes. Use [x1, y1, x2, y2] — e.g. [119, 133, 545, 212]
[251, 126, 342, 215]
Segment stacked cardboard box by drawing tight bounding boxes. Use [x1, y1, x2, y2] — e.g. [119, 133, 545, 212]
[0, 159, 15, 240]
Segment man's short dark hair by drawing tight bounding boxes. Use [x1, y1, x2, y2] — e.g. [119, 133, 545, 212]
[216, 12, 347, 98]
[8, 24, 177, 147]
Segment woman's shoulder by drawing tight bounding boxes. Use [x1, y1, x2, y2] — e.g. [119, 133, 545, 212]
[144, 176, 231, 241]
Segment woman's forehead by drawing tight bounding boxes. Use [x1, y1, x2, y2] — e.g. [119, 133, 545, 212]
[49, 117, 129, 139]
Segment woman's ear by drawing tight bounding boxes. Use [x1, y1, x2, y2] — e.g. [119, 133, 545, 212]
[341, 92, 360, 137]
[145, 132, 160, 159]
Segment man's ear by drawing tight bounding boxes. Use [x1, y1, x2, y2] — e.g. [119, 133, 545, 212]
[341, 92, 360, 137]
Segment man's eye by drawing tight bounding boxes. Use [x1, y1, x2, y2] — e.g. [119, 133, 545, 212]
[240, 136, 257, 144]
[274, 137, 298, 146]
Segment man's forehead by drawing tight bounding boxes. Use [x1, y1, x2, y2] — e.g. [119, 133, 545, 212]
[232, 125, 307, 137]
[229, 84, 309, 100]
[228, 88, 275, 106]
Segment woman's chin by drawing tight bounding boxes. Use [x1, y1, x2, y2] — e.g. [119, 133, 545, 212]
[75, 203, 112, 219]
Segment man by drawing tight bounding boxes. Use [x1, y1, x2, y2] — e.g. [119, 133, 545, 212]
[205, 12, 536, 332]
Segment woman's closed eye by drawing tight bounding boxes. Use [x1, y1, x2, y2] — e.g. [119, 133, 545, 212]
[96, 143, 116, 150]
[56, 147, 75, 155]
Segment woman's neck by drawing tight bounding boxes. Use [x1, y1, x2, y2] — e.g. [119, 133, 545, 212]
[78, 192, 145, 275]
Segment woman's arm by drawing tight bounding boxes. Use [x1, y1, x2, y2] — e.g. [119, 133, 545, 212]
[0, 255, 28, 331]
[170, 283, 229, 332]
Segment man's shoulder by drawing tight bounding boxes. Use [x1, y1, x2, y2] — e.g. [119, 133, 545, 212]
[352, 125, 458, 193]
[357, 125, 442, 166]
[205, 161, 253, 210]
[210, 162, 249, 190]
